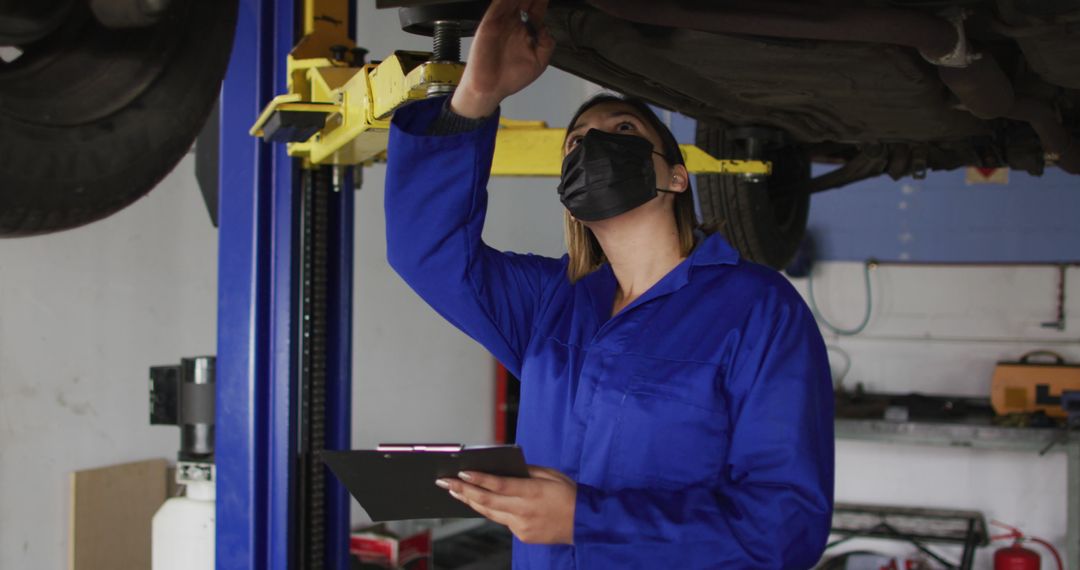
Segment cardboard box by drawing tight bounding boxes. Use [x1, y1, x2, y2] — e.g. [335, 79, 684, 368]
[350, 524, 432, 570]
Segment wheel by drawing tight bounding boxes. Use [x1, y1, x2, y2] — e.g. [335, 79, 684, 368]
[694, 123, 811, 269]
[0, 0, 238, 237]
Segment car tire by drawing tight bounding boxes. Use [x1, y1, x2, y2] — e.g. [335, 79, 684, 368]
[694, 123, 811, 269]
[0, 0, 238, 237]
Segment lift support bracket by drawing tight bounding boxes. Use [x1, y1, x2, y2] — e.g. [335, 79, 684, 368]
[249, 14, 771, 177]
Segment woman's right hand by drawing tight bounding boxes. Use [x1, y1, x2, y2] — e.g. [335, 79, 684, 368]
[450, 0, 555, 118]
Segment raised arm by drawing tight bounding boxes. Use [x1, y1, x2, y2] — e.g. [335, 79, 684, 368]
[385, 0, 558, 375]
[445, 0, 555, 120]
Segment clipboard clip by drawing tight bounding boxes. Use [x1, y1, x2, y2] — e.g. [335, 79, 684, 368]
[376, 443, 464, 452]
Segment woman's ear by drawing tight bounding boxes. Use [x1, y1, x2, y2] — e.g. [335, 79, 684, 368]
[669, 164, 690, 193]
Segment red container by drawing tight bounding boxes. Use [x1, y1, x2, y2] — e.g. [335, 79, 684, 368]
[994, 543, 1040, 570]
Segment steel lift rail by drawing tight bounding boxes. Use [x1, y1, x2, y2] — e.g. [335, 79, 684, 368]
[215, 1, 770, 568]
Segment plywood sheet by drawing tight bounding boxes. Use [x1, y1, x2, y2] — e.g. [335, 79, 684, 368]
[69, 458, 169, 570]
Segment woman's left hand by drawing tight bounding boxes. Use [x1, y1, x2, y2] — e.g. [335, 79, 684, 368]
[437, 465, 576, 544]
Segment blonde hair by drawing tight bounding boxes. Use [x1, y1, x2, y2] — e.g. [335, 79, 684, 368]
[562, 94, 701, 283]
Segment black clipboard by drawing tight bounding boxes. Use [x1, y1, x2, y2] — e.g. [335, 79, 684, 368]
[322, 444, 529, 520]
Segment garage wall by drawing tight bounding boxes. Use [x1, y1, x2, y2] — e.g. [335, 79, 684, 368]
[792, 263, 1076, 565]
[800, 263, 1079, 397]
[0, 155, 218, 570]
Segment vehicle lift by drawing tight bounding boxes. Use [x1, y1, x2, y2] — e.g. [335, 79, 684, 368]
[214, 1, 769, 568]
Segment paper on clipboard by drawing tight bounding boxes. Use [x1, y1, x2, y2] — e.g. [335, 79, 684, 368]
[322, 444, 529, 521]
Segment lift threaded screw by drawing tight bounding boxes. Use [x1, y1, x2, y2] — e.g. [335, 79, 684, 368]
[432, 20, 461, 62]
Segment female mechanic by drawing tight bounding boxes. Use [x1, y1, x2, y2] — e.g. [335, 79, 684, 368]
[384, 0, 834, 567]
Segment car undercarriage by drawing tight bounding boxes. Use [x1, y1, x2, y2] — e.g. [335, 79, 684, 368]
[538, 0, 1080, 186]
[3, 0, 1076, 267]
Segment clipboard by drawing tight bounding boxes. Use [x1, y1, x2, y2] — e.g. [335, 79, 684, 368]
[322, 444, 529, 520]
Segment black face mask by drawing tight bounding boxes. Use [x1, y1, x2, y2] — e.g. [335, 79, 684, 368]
[556, 129, 675, 222]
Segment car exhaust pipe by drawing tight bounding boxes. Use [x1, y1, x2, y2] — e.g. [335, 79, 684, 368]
[1006, 97, 1080, 173]
[938, 57, 1079, 173]
[587, 0, 1080, 174]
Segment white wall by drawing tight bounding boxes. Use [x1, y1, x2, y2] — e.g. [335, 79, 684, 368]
[0, 154, 218, 570]
[800, 263, 1079, 396]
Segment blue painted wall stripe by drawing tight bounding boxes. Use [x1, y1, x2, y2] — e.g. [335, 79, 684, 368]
[807, 167, 1080, 262]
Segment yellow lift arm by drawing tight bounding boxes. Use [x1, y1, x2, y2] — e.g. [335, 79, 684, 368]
[493, 118, 771, 177]
[249, 0, 771, 178]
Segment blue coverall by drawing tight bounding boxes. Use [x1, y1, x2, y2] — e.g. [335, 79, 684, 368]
[385, 96, 835, 569]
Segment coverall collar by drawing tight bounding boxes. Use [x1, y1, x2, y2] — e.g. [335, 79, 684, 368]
[688, 231, 741, 267]
[583, 232, 740, 323]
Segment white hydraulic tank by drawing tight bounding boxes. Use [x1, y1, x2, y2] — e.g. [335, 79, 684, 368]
[152, 479, 215, 570]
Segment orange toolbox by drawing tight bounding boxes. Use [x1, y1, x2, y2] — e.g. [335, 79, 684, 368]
[991, 351, 1080, 419]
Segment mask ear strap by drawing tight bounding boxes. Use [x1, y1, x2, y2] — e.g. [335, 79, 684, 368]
[653, 151, 685, 194]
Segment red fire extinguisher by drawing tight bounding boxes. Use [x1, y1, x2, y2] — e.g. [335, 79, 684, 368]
[991, 520, 1064, 570]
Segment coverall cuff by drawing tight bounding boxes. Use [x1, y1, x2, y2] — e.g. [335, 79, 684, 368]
[429, 97, 491, 135]
[391, 95, 500, 141]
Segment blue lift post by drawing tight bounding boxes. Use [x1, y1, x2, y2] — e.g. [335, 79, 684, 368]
[215, 0, 354, 567]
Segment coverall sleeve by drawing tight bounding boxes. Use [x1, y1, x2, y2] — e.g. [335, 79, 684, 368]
[384, 97, 563, 377]
[573, 286, 835, 569]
